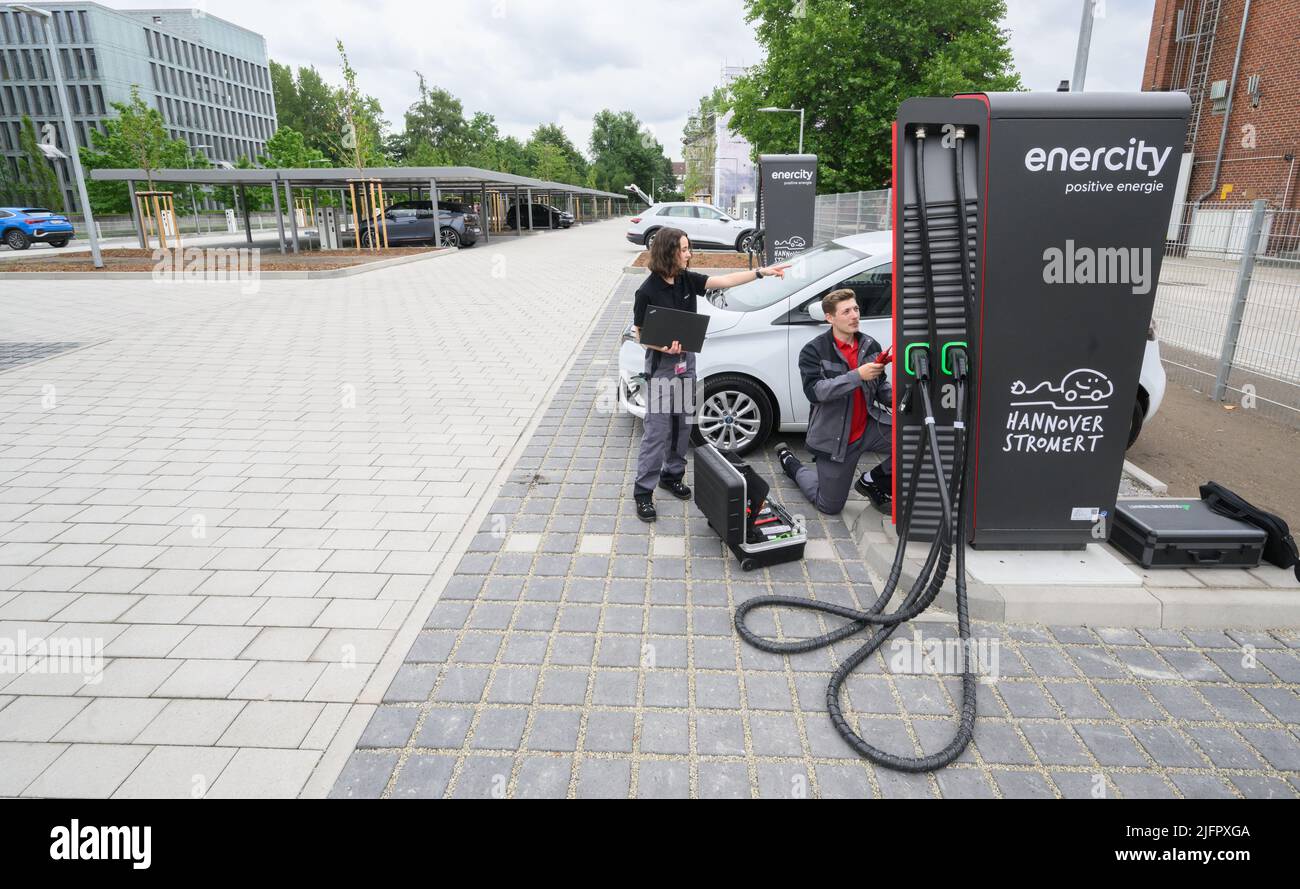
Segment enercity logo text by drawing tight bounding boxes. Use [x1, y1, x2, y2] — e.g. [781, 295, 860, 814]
[1024, 138, 1172, 178]
[1042, 240, 1152, 294]
[769, 169, 814, 181]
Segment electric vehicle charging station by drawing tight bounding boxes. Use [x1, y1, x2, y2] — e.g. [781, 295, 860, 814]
[757, 154, 818, 266]
[893, 92, 1190, 550]
[735, 92, 1190, 773]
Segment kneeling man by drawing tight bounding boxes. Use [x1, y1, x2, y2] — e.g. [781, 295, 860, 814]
[776, 289, 893, 515]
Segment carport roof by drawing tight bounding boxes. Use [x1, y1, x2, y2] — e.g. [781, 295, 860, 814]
[88, 165, 629, 200]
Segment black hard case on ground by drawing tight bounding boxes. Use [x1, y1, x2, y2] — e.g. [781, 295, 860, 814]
[1110, 498, 1266, 569]
[693, 444, 806, 571]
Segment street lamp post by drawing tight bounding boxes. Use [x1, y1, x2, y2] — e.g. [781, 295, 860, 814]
[758, 106, 805, 154]
[12, 3, 102, 267]
[186, 142, 212, 236]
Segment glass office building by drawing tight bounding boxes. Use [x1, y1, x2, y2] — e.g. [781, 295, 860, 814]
[0, 2, 275, 211]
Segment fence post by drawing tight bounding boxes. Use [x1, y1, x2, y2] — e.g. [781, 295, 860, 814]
[1213, 199, 1268, 401]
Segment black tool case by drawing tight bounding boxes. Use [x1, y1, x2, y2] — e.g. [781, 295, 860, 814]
[693, 444, 806, 571]
[1110, 498, 1266, 569]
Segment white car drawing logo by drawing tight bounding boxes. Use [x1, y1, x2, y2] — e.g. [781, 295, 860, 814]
[1011, 368, 1114, 409]
[774, 235, 807, 250]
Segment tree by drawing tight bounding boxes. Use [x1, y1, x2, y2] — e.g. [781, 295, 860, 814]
[259, 126, 329, 168]
[80, 86, 200, 213]
[588, 109, 673, 198]
[526, 124, 587, 184]
[15, 115, 63, 211]
[271, 61, 348, 162]
[393, 73, 467, 163]
[334, 40, 388, 168]
[728, 0, 1021, 192]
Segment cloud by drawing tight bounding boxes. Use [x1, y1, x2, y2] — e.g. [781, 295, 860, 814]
[105, 0, 1158, 162]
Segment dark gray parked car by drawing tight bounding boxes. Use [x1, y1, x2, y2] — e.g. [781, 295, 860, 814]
[359, 200, 481, 248]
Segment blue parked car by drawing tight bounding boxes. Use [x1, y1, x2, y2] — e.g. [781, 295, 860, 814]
[0, 207, 74, 250]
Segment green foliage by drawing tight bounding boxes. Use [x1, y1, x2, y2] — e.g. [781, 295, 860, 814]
[588, 109, 673, 199]
[80, 87, 204, 213]
[270, 61, 355, 163]
[728, 0, 1022, 192]
[334, 40, 388, 168]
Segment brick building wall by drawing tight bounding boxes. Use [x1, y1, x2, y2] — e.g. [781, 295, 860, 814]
[1142, 0, 1300, 212]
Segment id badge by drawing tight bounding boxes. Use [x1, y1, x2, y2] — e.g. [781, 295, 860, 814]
[674, 360, 687, 376]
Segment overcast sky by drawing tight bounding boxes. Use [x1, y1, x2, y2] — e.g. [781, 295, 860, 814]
[112, 0, 1157, 161]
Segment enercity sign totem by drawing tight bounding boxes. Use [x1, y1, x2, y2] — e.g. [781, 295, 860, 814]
[758, 153, 817, 265]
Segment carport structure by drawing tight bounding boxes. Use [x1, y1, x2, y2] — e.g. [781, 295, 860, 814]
[88, 165, 630, 253]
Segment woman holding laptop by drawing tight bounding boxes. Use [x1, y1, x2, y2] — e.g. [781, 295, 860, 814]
[630, 228, 789, 522]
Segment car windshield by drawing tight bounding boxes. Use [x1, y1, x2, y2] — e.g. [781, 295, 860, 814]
[706, 241, 869, 312]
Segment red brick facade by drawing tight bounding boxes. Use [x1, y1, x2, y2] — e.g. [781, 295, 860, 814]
[1142, 0, 1300, 211]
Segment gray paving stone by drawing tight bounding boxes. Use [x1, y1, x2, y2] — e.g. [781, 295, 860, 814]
[1185, 726, 1265, 769]
[583, 710, 635, 753]
[471, 708, 529, 750]
[1074, 723, 1148, 767]
[815, 762, 872, 798]
[997, 682, 1058, 718]
[591, 670, 638, 707]
[1094, 682, 1164, 720]
[513, 756, 572, 799]
[415, 707, 474, 749]
[391, 754, 457, 799]
[1237, 727, 1300, 771]
[695, 712, 746, 756]
[1230, 774, 1296, 799]
[1018, 723, 1091, 766]
[1129, 724, 1206, 768]
[527, 710, 582, 752]
[644, 672, 689, 708]
[1147, 684, 1216, 720]
[936, 769, 997, 798]
[755, 762, 812, 799]
[1169, 773, 1236, 799]
[695, 673, 741, 709]
[328, 751, 398, 799]
[1043, 681, 1110, 719]
[450, 755, 514, 799]
[973, 720, 1035, 765]
[357, 706, 419, 749]
[575, 757, 631, 799]
[698, 761, 751, 799]
[991, 770, 1056, 799]
[1111, 772, 1177, 799]
[382, 665, 439, 704]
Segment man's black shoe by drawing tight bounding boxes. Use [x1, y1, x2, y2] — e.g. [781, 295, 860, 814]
[659, 478, 691, 500]
[774, 442, 798, 480]
[634, 493, 657, 522]
[855, 473, 892, 512]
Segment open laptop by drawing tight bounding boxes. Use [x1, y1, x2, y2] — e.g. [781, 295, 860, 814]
[639, 305, 710, 352]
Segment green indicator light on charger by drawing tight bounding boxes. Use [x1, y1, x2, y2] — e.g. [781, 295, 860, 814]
[904, 342, 930, 376]
[941, 341, 968, 375]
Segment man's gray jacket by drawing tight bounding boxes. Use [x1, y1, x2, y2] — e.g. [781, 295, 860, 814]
[798, 328, 892, 463]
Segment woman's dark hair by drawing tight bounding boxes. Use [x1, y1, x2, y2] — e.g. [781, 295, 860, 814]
[647, 227, 689, 278]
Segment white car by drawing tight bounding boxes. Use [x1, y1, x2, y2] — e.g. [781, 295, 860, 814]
[618, 230, 1167, 455]
[625, 202, 757, 253]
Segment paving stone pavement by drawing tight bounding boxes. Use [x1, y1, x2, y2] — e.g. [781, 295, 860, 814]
[0, 222, 630, 798]
[333, 273, 1300, 800]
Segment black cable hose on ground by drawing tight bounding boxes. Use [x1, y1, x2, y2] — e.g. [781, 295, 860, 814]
[733, 125, 979, 773]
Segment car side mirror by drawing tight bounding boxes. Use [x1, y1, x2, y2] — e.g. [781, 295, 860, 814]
[808, 302, 827, 323]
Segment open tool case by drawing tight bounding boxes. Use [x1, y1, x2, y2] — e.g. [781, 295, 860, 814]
[693, 443, 806, 571]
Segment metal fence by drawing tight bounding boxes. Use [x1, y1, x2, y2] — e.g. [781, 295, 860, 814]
[60, 211, 312, 241]
[813, 188, 891, 245]
[1154, 200, 1300, 426]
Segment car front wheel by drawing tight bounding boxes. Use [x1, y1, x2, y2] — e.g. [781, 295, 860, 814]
[736, 230, 755, 253]
[5, 229, 31, 250]
[692, 374, 774, 456]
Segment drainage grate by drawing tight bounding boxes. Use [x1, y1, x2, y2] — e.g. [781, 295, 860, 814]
[0, 342, 87, 373]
